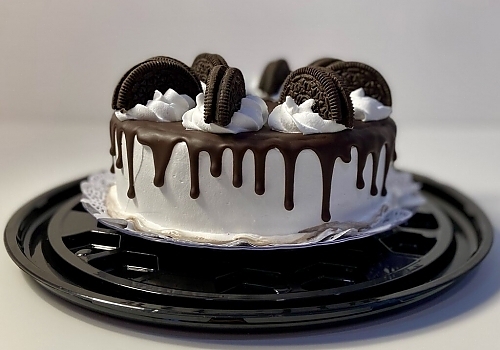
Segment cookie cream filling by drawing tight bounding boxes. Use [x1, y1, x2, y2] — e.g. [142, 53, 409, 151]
[182, 93, 268, 134]
[268, 96, 347, 134]
[115, 89, 195, 122]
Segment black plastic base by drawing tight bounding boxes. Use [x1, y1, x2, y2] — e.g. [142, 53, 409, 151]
[4, 174, 493, 331]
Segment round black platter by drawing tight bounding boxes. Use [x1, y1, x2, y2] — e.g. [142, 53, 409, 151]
[4, 174, 493, 331]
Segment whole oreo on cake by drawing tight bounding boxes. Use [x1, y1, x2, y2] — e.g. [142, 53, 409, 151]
[113, 56, 202, 110]
[308, 57, 342, 67]
[191, 53, 228, 84]
[258, 59, 291, 97]
[279, 66, 354, 127]
[326, 61, 392, 106]
[204, 65, 246, 126]
[111, 56, 162, 110]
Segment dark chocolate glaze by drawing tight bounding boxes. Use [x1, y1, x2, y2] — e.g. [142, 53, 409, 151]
[110, 115, 396, 222]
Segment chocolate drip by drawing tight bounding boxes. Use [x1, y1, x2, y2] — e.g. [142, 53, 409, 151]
[114, 128, 123, 169]
[232, 149, 245, 188]
[317, 151, 336, 222]
[188, 148, 200, 199]
[356, 154, 366, 190]
[109, 119, 117, 173]
[110, 115, 396, 222]
[370, 151, 380, 196]
[315, 139, 352, 222]
[209, 147, 224, 178]
[254, 149, 269, 195]
[382, 142, 395, 196]
[148, 135, 178, 187]
[282, 149, 300, 211]
[124, 131, 136, 198]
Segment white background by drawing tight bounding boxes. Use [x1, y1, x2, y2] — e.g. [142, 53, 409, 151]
[1, 0, 500, 125]
[1, 1, 500, 349]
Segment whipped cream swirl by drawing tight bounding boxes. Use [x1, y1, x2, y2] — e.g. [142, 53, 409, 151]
[268, 97, 347, 135]
[182, 93, 268, 134]
[115, 89, 195, 122]
[350, 88, 392, 121]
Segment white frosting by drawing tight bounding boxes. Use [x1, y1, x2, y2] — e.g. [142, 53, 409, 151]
[268, 96, 347, 135]
[350, 88, 392, 121]
[108, 135, 397, 237]
[115, 89, 195, 122]
[182, 93, 268, 134]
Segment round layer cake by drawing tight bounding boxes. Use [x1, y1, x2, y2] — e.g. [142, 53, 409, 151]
[104, 54, 409, 245]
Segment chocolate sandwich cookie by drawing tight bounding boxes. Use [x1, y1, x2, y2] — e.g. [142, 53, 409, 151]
[204, 66, 246, 127]
[112, 56, 177, 109]
[112, 57, 153, 110]
[308, 57, 342, 67]
[324, 69, 354, 128]
[113, 57, 202, 110]
[191, 53, 228, 84]
[258, 59, 291, 97]
[279, 66, 354, 127]
[327, 61, 392, 106]
[204, 65, 228, 124]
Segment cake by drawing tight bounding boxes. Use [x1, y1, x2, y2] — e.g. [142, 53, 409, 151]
[104, 54, 414, 245]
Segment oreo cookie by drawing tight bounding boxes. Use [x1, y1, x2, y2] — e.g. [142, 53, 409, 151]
[204, 66, 246, 126]
[279, 67, 353, 127]
[324, 69, 354, 127]
[204, 65, 228, 124]
[112, 56, 177, 109]
[308, 57, 342, 67]
[327, 61, 392, 106]
[258, 59, 291, 97]
[113, 57, 202, 110]
[191, 53, 228, 84]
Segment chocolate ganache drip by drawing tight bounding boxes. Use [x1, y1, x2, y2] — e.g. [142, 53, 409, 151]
[110, 116, 396, 222]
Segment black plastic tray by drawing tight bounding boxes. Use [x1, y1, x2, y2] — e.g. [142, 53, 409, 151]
[4, 174, 493, 331]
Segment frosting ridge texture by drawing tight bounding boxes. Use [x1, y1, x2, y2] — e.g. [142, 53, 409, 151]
[182, 93, 268, 134]
[116, 89, 195, 122]
[350, 88, 392, 122]
[268, 96, 346, 134]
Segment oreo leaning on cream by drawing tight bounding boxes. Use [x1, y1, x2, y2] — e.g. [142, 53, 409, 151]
[308, 57, 342, 68]
[258, 59, 291, 97]
[191, 53, 228, 84]
[204, 66, 246, 126]
[327, 61, 392, 106]
[114, 57, 202, 110]
[279, 66, 353, 127]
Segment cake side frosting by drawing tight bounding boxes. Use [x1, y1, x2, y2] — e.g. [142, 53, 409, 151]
[106, 145, 393, 239]
[109, 115, 396, 234]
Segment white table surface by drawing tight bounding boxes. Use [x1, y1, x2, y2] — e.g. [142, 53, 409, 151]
[2, 0, 500, 348]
